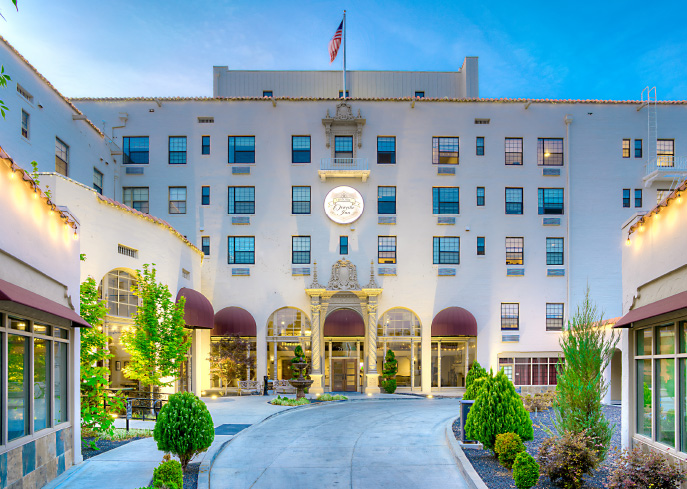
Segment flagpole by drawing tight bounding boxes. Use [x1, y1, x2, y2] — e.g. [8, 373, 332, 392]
[343, 10, 346, 99]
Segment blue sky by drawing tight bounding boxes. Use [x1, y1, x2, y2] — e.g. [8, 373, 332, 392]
[1, 0, 685, 100]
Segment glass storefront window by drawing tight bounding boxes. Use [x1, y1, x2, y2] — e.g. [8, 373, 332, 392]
[431, 343, 439, 388]
[268, 341, 311, 380]
[8, 334, 29, 441]
[636, 358, 652, 437]
[680, 322, 687, 354]
[54, 341, 68, 424]
[377, 341, 419, 389]
[34, 337, 51, 432]
[636, 328, 653, 356]
[657, 325, 675, 355]
[267, 308, 311, 337]
[377, 309, 421, 337]
[681, 359, 687, 452]
[209, 336, 257, 388]
[656, 358, 675, 447]
[440, 343, 465, 387]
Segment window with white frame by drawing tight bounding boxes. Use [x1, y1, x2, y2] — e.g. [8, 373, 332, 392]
[499, 356, 561, 386]
[546, 303, 564, 331]
[292, 236, 311, 264]
[123, 187, 149, 213]
[55, 138, 69, 176]
[432, 137, 459, 164]
[21, 109, 29, 139]
[505, 138, 523, 165]
[93, 168, 103, 195]
[501, 303, 519, 330]
[537, 138, 564, 166]
[168, 187, 187, 214]
[505, 237, 524, 265]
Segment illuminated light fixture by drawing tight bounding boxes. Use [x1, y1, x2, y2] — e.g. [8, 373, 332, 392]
[639, 223, 645, 232]
[33, 190, 38, 199]
[211, 395, 217, 399]
[73, 230, 78, 240]
[544, 152, 551, 157]
[678, 193, 683, 204]
[315, 392, 321, 398]
[427, 394, 434, 399]
[654, 211, 661, 220]
[625, 236, 631, 247]
[367, 393, 372, 397]
[10, 170, 16, 179]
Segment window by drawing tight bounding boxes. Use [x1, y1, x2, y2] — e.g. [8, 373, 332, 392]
[623, 189, 631, 208]
[201, 186, 210, 205]
[474, 118, 490, 124]
[168, 187, 187, 214]
[339, 236, 348, 255]
[228, 136, 255, 163]
[505, 187, 523, 214]
[635, 189, 643, 208]
[657, 139, 674, 167]
[546, 303, 564, 331]
[635, 139, 643, 158]
[433, 237, 460, 264]
[476, 187, 485, 206]
[338, 90, 349, 98]
[21, 109, 29, 139]
[415, 91, 425, 98]
[505, 138, 523, 165]
[501, 303, 519, 330]
[93, 168, 103, 194]
[263, 90, 273, 97]
[123, 187, 149, 213]
[55, 137, 69, 176]
[622, 139, 631, 158]
[228, 236, 255, 264]
[377, 137, 396, 164]
[202, 136, 210, 155]
[546, 238, 564, 265]
[500, 356, 560, 386]
[378, 236, 397, 264]
[123, 136, 149, 164]
[476, 137, 485, 156]
[537, 138, 564, 166]
[100, 270, 138, 318]
[378, 186, 396, 214]
[657, 189, 672, 203]
[505, 237, 524, 265]
[432, 137, 459, 164]
[201, 237, 210, 256]
[292, 136, 311, 163]
[197, 117, 214, 124]
[477, 237, 485, 256]
[432, 187, 459, 214]
[335, 136, 353, 159]
[118, 244, 137, 258]
[538, 188, 564, 215]
[16, 83, 33, 102]
[228, 187, 255, 214]
[292, 186, 311, 214]
[168, 136, 187, 164]
[292, 236, 311, 264]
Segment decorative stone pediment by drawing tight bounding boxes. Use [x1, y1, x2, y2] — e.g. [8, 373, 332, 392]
[322, 102, 366, 149]
[327, 258, 361, 291]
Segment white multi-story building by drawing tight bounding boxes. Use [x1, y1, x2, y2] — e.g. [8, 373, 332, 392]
[2, 35, 686, 402]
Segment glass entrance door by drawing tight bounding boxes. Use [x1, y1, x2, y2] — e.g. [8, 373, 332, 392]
[332, 359, 357, 392]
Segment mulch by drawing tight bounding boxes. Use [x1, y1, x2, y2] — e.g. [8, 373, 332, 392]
[81, 436, 148, 460]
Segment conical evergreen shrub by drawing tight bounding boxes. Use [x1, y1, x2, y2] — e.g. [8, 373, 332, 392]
[464, 369, 533, 451]
[465, 361, 488, 390]
[463, 376, 486, 401]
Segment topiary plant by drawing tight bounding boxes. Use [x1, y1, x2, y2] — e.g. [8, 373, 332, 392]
[494, 432, 525, 469]
[463, 376, 486, 401]
[290, 345, 307, 378]
[381, 349, 398, 393]
[465, 361, 488, 391]
[513, 451, 540, 489]
[464, 369, 533, 452]
[153, 392, 215, 471]
[153, 457, 183, 489]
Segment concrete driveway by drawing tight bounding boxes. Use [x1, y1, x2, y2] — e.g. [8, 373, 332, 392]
[209, 398, 468, 489]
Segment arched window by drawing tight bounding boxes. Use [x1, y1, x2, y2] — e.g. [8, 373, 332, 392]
[267, 307, 311, 337]
[377, 308, 421, 337]
[99, 270, 138, 318]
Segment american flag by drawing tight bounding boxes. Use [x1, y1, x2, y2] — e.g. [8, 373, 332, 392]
[329, 20, 343, 63]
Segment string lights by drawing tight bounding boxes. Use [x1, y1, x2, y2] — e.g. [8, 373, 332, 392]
[627, 180, 687, 238]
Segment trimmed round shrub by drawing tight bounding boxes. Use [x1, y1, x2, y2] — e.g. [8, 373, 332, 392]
[607, 447, 686, 489]
[153, 392, 215, 470]
[153, 458, 183, 489]
[494, 432, 525, 469]
[513, 451, 540, 489]
[464, 370, 533, 451]
[537, 431, 598, 489]
[381, 378, 397, 394]
[463, 376, 486, 401]
[465, 361, 488, 391]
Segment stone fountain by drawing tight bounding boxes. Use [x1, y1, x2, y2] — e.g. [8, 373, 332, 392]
[288, 361, 314, 400]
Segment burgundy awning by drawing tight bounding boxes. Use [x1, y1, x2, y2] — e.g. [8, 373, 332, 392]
[431, 307, 478, 336]
[614, 291, 687, 328]
[0, 278, 90, 328]
[175, 288, 214, 329]
[212, 307, 257, 336]
[324, 308, 365, 336]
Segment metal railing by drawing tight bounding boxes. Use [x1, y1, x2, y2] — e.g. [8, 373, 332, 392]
[103, 390, 169, 431]
[320, 157, 369, 172]
[645, 156, 687, 175]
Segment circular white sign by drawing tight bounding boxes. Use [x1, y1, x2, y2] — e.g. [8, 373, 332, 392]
[324, 186, 364, 224]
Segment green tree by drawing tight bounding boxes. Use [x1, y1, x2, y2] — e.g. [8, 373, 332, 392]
[121, 264, 190, 390]
[554, 287, 618, 461]
[80, 276, 121, 434]
[0, 1, 18, 118]
[463, 361, 488, 400]
[208, 334, 255, 387]
[464, 369, 533, 451]
[381, 349, 398, 393]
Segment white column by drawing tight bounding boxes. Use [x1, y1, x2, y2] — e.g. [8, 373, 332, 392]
[365, 295, 381, 394]
[191, 328, 201, 396]
[309, 295, 324, 394]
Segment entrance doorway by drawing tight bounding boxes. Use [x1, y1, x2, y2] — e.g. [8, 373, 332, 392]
[332, 358, 358, 391]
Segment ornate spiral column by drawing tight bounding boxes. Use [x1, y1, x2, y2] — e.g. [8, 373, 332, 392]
[364, 294, 381, 394]
[309, 295, 324, 394]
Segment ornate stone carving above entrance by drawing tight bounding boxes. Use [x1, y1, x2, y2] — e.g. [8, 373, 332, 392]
[327, 258, 361, 291]
[322, 102, 366, 149]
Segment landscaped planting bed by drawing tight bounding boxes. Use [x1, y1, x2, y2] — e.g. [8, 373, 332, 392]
[454, 405, 621, 488]
[81, 428, 152, 460]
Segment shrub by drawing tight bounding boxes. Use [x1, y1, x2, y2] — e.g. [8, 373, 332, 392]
[153, 392, 214, 470]
[513, 451, 540, 489]
[522, 391, 557, 412]
[463, 376, 486, 401]
[153, 457, 183, 489]
[494, 432, 525, 469]
[606, 448, 686, 489]
[537, 431, 598, 489]
[465, 361, 488, 391]
[317, 394, 347, 401]
[290, 345, 307, 378]
[464, 370, 533, 451]
[381, 378, 397, 394]
[270, 396, 309, 406]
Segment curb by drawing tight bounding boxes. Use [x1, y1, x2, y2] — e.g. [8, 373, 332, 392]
[42, 458, 91, 489]
[444, 417, 489, 489]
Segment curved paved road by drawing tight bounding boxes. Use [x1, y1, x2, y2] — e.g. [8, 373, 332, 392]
[210, 399, 468, 489]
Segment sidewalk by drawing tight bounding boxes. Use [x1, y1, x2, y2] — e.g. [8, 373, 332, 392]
[43, 393, 413, 489]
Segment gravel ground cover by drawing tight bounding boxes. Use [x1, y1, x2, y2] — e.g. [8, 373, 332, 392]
[183, 462, 200, 489]
[454, 405, 621, 488]
[81, 436, 149, 460]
